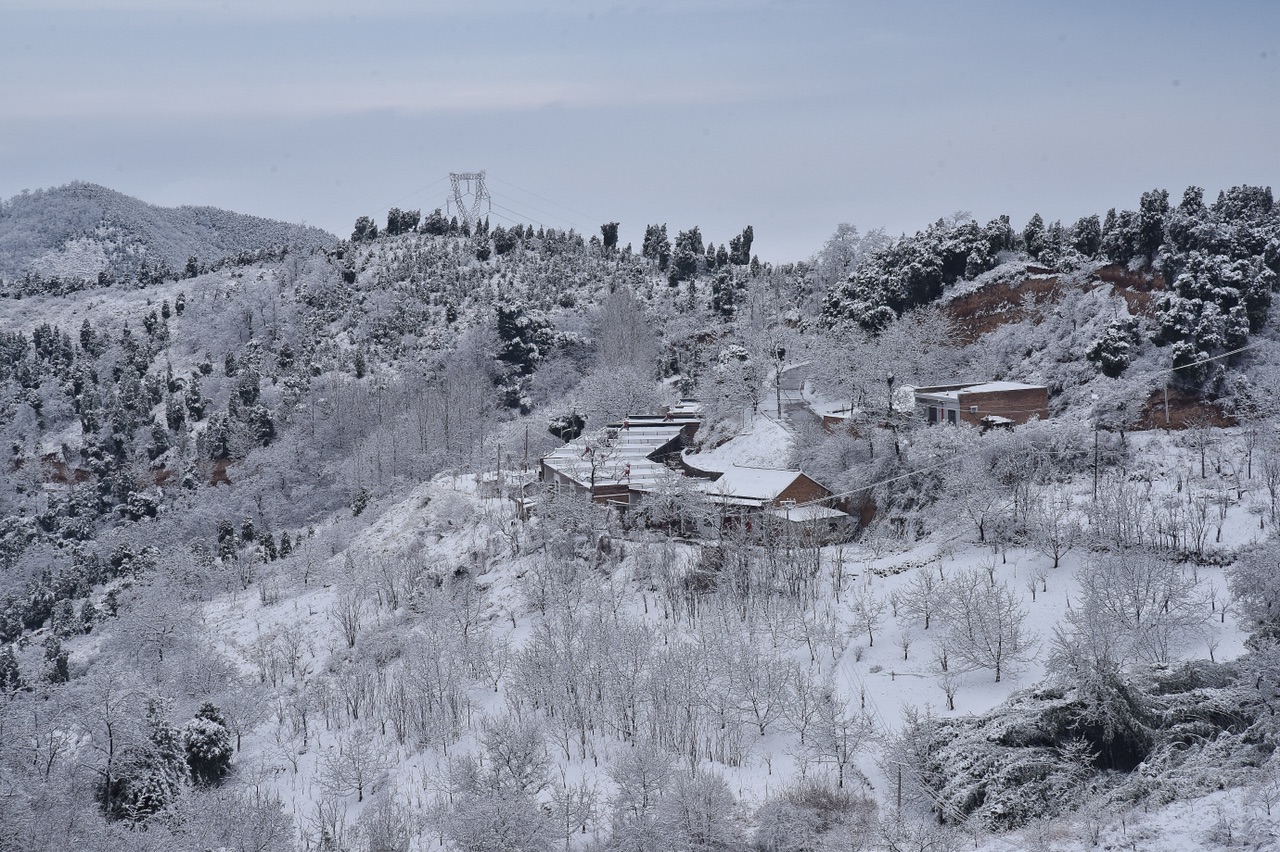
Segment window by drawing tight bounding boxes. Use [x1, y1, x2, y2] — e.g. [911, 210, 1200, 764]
[947, 409, 957, 424]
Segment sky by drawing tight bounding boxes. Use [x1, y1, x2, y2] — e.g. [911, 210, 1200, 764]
[1, 0, 1277, 263]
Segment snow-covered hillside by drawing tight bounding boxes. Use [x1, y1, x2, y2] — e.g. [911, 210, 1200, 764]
[0, 182, 336, 285]
[2, 185, 1280, 852]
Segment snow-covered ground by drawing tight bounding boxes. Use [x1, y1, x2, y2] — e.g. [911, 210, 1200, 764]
[685, 410, 795, 472]
[189, 419, 1275, 849]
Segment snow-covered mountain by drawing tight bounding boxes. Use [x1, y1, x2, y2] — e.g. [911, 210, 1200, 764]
[0, 181, 336, 286]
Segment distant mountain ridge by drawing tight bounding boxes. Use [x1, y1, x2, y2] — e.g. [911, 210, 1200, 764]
[0, 181, 336, 284]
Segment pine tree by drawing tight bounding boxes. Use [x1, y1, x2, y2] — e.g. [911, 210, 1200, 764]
[108, 700, 189, 821]
[351, 216, 378, 242]
[1137, 188, 1170, 261]
[1022, 213, 1045, 259]
[183, 702, 233, 786]
[600, 221, 619, 250]
[0, 645, 21, 695]
[43, 637, 69, 683]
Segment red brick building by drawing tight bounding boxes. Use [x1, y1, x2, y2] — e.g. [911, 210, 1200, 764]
[914, 381, 1049, 428]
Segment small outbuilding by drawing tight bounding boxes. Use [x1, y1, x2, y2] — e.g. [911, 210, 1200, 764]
[914, 381, 1048, 427]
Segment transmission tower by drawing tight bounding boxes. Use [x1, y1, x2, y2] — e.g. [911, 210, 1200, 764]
[445, 171, 491, 231]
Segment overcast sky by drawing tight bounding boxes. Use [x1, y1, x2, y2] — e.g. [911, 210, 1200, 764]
[1, 0, 1277, 262]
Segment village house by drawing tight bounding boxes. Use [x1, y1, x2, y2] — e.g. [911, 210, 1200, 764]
[700, 464, 854, 542]
[538, 402, 855, 541]
[537, 402, 703, 507]
[913, 381, 1049, 428]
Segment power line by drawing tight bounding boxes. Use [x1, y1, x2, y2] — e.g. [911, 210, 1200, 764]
[365, 174, 450, 224]
[488, 199, 553, 231]
[799, 446, 988, 509]
[487, 173, 604, 227]
[488, 189, 587, 232]
[1151, 340, 1265, 377]
[485, 207, 524, 228]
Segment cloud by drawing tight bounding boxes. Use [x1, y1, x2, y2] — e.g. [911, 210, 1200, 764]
[2, 75, 768, 120]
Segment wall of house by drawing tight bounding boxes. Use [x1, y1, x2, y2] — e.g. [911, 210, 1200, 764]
[773, 475, 833, 506]
[956, 387, 1049, 426]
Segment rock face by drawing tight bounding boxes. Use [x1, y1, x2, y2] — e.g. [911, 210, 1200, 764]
[0, 181, 335, 284]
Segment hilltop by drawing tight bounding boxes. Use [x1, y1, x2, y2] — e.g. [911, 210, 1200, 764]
[0, 181, 336, 289]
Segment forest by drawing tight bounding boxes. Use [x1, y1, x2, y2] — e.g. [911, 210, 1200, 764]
[1, 181, 1279, 851]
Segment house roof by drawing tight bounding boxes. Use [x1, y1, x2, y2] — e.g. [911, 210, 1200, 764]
[667, 399, 704, 418]
[541, 418, 693, 493]
[699, 465, 818, 506]
[914, 380, 1046, 402]
[766, 504, 848, 523]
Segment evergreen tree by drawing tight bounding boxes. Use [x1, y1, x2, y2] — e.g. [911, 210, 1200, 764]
[1100, 208, 1139, 262]
[1022, 213, 1046, 259]
[106, 700, 189, 821]
[351, 215, 378, 242]
[1071, 214, 1102, 256]
[600, 221, 619, 250]
[0, 644, 21, 695]
[1137, 188, 1169, 261]
[492, 225, 518, 256]
[43, 637, 69, 683]
[669, 227, 703, 283]
[421, 208, 449, 235]
[184, 702, 234, 786]
[80, 599, 99, 633]
[728, 225, 754, 264]
[642, 223, 672, 271]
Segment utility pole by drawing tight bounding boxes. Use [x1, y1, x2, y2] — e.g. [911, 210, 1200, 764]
[1092, 393, 1099, 502]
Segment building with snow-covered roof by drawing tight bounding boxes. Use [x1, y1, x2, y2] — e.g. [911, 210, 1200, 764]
[765, 502, 856, 543]
[914, 381, 1048, 428]
[698, 464, 854, 542]
[538, 407, 701, 507]
[700, 465, 835, 510]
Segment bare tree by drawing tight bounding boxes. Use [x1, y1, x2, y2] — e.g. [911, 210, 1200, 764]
[548, 775, 599, 851]
[1076, 548, 1206, 665]
[607, 740, 674, 844]
[652, 769, 743, 850]
[592, 285, 660, 373]
[1029, 487, 1082, 569]
[320, 725, 391, 802]
[805, 683, 873, 789]
[729, 640, 795, 736]
[1262, 437, 1280, 525]
[849, 585, 888, 648]
[940, 569, 1036, 683]
[331, 588, 366, 649]
[899, 566, 941, 630]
